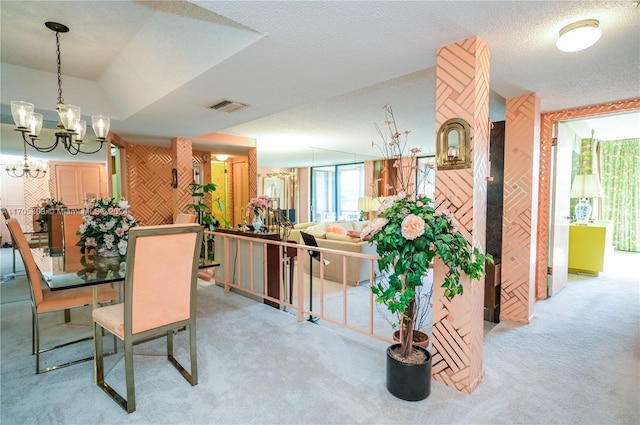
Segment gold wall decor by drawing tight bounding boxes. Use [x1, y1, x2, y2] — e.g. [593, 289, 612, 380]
[436, 118, 471, 170]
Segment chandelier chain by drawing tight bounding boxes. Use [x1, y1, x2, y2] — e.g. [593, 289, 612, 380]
[55, 30, 63, 104]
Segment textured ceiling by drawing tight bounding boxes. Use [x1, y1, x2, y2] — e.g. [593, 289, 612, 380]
[1, 1, 638, 166]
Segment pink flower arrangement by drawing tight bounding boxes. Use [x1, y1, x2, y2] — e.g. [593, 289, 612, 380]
[77, 197, 138, 255]
[247, 195, 271, 217]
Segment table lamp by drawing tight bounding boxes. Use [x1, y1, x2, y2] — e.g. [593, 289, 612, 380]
[570, 174, 603, 224]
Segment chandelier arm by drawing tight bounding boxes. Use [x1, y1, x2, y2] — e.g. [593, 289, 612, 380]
[61, 135, 106, 155]
[21, 131, 59, 153]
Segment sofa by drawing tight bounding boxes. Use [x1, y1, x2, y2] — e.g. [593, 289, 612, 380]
[293, 221, 378, 286]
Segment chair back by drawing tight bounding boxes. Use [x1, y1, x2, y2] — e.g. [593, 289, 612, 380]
[6, 218, 44, 306]
[48, 213, 63, 248]
[62, 213, 84, 249]
[124, 224, 203, 335]
[175, 213, 197, 224]
[2, 208, 11, 220]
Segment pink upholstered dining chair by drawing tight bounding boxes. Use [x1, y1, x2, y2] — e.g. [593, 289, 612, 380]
[92, 223, 203, 413]
[175, 213, 197, 224]
[62, 212, 84, 249]
[6, 218, 117, 374]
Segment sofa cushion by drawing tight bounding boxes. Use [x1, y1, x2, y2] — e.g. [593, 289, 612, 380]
[326, 232, 361, 243]
[352, 221, 368, 232]
[304, 229, 327, 239]
[326, 224, 347, 235]
[294, 222, 316, 229]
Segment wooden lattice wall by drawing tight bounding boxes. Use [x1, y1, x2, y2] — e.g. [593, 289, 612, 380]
[432, 36, 490, 394]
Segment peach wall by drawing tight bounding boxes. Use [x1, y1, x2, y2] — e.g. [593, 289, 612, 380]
[126, 143, 174, 226]
[501, 93, 540, 323]
[433, 36, 490, 394]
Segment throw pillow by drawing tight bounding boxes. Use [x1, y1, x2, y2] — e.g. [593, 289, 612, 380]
[326, 224, 347, 235]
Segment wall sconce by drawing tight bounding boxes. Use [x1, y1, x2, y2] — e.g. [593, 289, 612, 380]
[436, 118, 471, 170]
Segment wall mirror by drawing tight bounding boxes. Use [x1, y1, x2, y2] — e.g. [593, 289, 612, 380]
[436, 118, 471, 170]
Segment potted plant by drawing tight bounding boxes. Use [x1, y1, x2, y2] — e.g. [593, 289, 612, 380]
[362, 105, 492, 401]
[188, 182, 224, 259]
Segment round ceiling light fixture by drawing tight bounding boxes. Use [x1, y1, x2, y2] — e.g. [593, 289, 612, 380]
[556, 19, 602, 52]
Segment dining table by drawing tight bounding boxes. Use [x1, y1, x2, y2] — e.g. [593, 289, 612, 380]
[31, 245, 219, 302]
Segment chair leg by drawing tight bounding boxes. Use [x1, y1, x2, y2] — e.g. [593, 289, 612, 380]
[190, 321, 198, 385]
[94, 322, 104, 384]
[31, 310, 36, 355]
[124, 339, 136, 413]
[94, 323, 135, 413]
[34, 312, 40, 374]
[167, 324, 197, 385]
[34, 310, 93, 374]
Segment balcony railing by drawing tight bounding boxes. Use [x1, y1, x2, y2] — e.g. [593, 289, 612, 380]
[204, 230, 396, 344]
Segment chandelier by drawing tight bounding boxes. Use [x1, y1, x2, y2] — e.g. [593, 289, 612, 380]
[10, 22, 110, 156]
[5, 141, 47, 179]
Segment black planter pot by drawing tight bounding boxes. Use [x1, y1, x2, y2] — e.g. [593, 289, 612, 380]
[386, 343, 432, 401]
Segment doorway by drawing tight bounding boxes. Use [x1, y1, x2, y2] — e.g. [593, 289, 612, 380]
[540, 100, 640, 299]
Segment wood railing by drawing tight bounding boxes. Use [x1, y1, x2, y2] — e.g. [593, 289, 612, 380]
[204, 230, 395, 344]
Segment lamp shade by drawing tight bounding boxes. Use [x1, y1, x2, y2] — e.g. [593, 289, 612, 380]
[570, 174, 604, 199]
[358, 197, 372, 211]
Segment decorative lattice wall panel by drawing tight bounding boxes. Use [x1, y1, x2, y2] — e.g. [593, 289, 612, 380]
[172, 138, 193, 219]
[433, 36, 489, 394]
[501, 93, 540, 323]
[127, 144, 173, 226]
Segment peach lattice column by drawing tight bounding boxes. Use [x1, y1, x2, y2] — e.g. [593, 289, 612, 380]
[171, 137, 194, 220]
[500, 94, 540, 323]
[433, 36, 489, 394]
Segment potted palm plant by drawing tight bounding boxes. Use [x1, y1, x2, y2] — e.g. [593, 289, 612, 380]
[188, 182, 225, 260]
[362, 105, 491, 401]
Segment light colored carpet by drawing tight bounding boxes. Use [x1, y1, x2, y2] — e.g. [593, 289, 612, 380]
[1, 249, 639, 424]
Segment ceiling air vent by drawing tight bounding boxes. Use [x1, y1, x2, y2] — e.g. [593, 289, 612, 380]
[209, 99, 248, 113]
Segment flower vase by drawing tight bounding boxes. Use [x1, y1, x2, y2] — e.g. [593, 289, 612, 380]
[96, 243, 120, 258]
[252, 215, 263, 232]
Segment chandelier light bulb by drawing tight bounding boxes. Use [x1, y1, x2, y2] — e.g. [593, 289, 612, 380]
[92, 115, 110, 140]
[28, 113, 44, 138]
[11, 101, 34, 129]
[556, 19, 602, 52]
[75, 120, 87, 143]
[58, 104, 81, 131]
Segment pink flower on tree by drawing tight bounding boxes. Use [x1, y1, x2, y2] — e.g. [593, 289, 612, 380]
[401, 214, 425, 240]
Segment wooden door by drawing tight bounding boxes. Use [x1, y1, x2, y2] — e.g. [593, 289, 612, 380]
[53, 163, 105, 208]
[232, 160, 249, 228]
[548, 122, 573, 296]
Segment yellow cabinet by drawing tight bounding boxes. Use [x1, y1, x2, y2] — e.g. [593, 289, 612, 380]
[568, 220, 613, 275]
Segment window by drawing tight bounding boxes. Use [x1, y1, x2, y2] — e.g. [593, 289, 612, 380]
[416, 156, 436, 204]
[311, 163, 364, 222]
